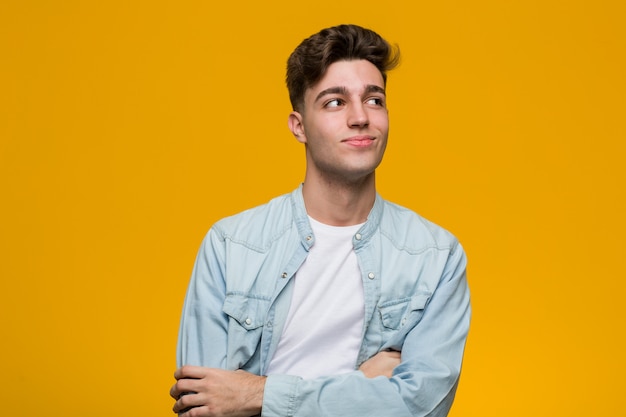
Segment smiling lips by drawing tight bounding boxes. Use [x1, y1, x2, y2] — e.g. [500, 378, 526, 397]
[343, 135, 375, 147]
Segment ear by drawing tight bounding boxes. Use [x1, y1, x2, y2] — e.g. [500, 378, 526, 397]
[288, 111, 306, 144]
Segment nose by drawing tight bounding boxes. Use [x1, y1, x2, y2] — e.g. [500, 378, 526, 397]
[348, 103, 369, 128]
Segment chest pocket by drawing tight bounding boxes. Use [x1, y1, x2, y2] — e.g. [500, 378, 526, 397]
[222, 293, 271, 369]
[378, 291, 432, 347]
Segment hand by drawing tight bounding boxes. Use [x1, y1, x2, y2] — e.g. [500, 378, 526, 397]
[170, 366, 266, 417]
[358, 350, 401, 378]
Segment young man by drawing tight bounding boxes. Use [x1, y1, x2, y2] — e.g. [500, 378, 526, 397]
[170, 24, 470, 417]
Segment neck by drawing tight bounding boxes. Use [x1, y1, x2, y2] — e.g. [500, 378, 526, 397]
[302, 172, 377, 226]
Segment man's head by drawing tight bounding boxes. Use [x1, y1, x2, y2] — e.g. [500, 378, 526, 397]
[286, 24, 400, 113]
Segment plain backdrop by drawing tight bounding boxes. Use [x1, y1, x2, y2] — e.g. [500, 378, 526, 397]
[1, 1, 625, 416]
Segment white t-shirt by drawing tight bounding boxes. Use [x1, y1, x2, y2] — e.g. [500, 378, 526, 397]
[265, 217, 365, 379]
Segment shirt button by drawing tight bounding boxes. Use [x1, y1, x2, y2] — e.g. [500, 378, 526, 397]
[281, 272, 288, 278]
[355, 233, 362, 240]
[368, 272, 375, 280]
[245, 318, 252, 326]
[306, 235, 312, 241]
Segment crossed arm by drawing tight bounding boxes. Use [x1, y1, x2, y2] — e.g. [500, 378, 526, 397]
[172, 230, 469, 416]
[170, 350, 401, 417]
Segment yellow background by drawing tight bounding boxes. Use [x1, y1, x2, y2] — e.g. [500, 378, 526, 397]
[1, 1, 624, 416]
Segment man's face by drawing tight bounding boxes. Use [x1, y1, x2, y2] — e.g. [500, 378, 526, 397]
[289, 59, 389, 184]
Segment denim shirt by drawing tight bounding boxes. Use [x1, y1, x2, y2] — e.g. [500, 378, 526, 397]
[177, 185, 471, 417]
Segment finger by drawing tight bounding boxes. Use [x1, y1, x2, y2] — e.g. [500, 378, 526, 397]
[172, 392, 204, 414]
[387, 350, 401, 359]
[176, 405, 209, 417]
[174, 365, 206, 380]
[169, 382, 188, 400]
[170, 378, 201, 400]
[379, 350, 401, 359]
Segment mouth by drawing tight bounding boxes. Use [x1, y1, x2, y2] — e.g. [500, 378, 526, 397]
[342, 135, 375, 147]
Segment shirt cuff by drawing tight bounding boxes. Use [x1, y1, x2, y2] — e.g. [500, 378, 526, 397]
[261, 374, 301, 417]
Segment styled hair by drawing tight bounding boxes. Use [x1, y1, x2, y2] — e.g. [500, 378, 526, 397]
[286, 24, 400, 112]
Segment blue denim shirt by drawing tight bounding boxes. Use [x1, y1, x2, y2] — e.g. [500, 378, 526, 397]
[177, 185, 470, 416]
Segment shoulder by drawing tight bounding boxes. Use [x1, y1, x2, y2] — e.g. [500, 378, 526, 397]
[378, 199, 460, 253]
[208, 192, 295, 250]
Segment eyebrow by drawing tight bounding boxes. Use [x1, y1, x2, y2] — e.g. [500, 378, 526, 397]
[314, 84, 386, 103]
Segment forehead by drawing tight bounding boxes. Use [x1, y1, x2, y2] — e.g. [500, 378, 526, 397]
[306, 60, 385, 99]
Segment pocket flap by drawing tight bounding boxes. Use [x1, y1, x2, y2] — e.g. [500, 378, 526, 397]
[222, 293, 270, 330]
[379, 291, 432, 329]
[410, 291, 431, 311]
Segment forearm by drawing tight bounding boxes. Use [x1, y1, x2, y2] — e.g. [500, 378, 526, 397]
[262, 245, 470, 417]
[172, 367, 266, 417]
[262, 371, 458, 417]
[236, 370, 266, 416]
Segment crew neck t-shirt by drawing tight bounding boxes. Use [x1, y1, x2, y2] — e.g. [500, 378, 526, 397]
[265, 217, 365, 379]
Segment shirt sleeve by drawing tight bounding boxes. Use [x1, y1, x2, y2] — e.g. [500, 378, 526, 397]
[262, 242, 471, 417]
[176, 228, 229, 369]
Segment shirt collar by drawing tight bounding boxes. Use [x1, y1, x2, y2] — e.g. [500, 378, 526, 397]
[290, 184, 383, 249]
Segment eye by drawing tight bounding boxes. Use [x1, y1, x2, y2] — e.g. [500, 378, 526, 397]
[366, 97, 385, 107]
[324, 98, 344, 108]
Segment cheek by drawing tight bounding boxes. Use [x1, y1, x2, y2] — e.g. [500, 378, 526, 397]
[304, 116, 337, 140]
[371, 111, 389, 130]
[376, 123, 389, 139]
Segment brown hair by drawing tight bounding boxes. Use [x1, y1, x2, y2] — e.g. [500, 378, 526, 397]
[286, 24, 400, 112]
